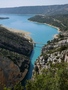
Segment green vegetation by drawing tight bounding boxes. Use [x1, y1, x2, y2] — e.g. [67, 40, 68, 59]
[28, 13, 68, 90]
[3, 62, 68, 90]
[28, 14, 68, 90]
[25, 62, 68, 90]
[46, 44, 68, 54]
[29, 14, 68, 31]
[0, 83, 24, 90]
[0, 6, 68, 89]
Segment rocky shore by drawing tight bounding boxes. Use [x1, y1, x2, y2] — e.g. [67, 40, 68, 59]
[28, 14, 68, 78]
[33, 30, 68, 78]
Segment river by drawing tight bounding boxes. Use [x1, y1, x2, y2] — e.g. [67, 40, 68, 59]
[0, 14, 58, 80]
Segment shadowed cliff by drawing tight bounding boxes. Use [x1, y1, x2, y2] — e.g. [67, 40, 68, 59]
[0, 26, 33, 88]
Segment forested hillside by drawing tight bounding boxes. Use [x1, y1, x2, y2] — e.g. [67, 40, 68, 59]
[29, 14, 68, 31]
[0, 4, 68, 15]
[26, 62, 68, 90]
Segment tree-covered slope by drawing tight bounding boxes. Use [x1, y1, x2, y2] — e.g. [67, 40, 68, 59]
[0, 4, 68, 15]
[29, 14, 68, 31]
[25, 62, 68, 90]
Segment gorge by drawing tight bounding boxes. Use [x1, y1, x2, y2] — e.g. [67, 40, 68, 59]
[0, 2, 68, 89]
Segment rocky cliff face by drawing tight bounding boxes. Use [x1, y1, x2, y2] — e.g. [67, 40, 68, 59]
[0, 26, 33, 88]
[0, 26, 33, 56]
[33, 31, 68, 77]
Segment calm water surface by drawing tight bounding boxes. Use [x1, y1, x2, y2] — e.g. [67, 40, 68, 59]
[0, 14, 58, 79]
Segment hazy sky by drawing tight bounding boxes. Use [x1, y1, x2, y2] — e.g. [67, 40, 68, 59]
[0, 0, 68, 8]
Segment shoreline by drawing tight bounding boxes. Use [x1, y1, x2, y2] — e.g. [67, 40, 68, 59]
[44, 23, 61, 39]
[44, 23, 61, 33]
[0, 24, 31, 40]
[29, 20, 60, 39]
[29, 20, 61, 32]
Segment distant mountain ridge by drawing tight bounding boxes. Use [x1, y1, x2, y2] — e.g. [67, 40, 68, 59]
[0, 4, 68, 15]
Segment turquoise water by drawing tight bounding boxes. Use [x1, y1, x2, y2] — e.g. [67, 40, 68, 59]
[0, 14, 58, 79]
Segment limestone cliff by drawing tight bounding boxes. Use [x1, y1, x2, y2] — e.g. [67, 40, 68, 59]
[0, 26, 33, 88]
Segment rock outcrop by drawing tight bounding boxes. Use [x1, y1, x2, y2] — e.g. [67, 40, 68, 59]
[33, 31, 68, 76]
[0, 26, 33, 88]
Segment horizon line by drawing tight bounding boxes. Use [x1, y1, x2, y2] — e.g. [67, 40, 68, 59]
[0, 3, 68, 8]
